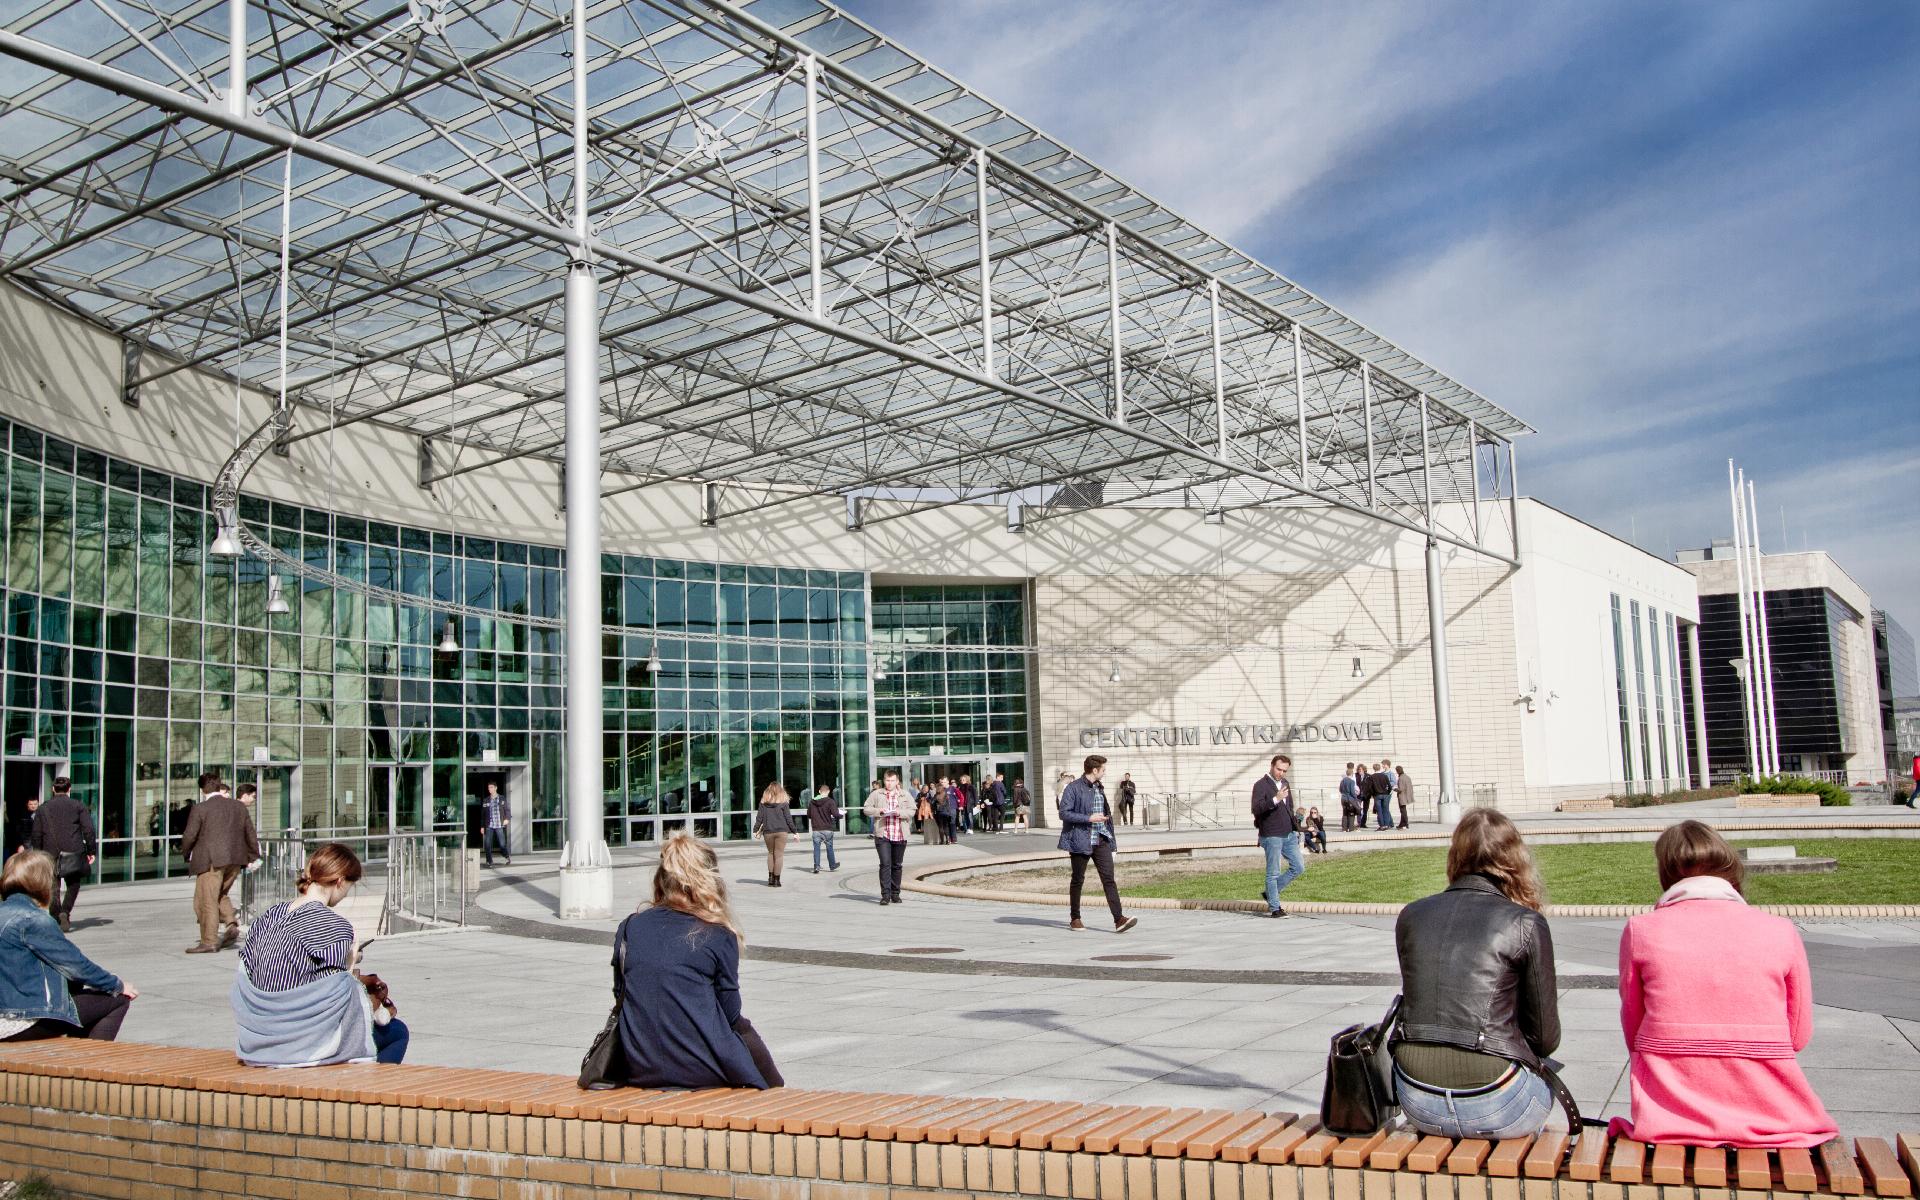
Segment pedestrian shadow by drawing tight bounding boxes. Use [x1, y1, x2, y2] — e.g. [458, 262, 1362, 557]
[993, 915, 1075, 930]
[66, 917, 114, 931]
[963, 1007, 1265, 1091]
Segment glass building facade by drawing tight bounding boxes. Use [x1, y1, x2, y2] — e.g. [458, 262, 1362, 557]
[1610, 592, 1688, 789]
[870, 584, 1030, 763]
[0, 416, 881, 881]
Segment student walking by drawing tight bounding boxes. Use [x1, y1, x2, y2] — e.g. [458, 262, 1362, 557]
[1057, 755, 1138, 934]
[1371, 761, 1396, 831]
[1011, 778, 1031, 832]
[181, 772, 258, 954]
[1, 850, 138, 1042]
[27, 776, 94, 934]
[1116, 774, 1137, 825]
[752, 783, 795, 887]
[806, 784, 840, 874]
[1394, 765, 1412, 829]
[480, 782, 512, 867]
[1252, 754, 1304, 917]
[1339, 764, 1360, 832]
[863, 771, 912, 905]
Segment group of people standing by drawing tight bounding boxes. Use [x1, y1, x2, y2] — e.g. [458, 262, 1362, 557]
[1339, 760, 1410, 831]
[911, 772, 1027, 843]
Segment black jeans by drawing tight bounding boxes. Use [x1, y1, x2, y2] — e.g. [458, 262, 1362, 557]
[52, 870, 84, 923]
[1068, 841, 1124, 924]
[732, 1016, 784, 1087]
[3, 991, 130, 1042]
[873, 837, 906, 900]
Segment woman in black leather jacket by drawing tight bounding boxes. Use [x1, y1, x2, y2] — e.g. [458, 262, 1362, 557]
[1391, 809, 1560, 1139]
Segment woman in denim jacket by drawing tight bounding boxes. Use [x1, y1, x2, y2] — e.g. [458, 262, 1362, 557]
[0, 850, 137, 1042]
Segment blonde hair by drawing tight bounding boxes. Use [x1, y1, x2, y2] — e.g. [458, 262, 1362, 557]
[760, 782, 788, 806]
[1446, 808, 1544, 911]
[0, 850, 54, 908]
[1654, 820, 1745, 894]
[652, 832, 742, 941]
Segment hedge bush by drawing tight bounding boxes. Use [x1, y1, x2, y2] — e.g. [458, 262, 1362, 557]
[1740, 773, 1852, 807]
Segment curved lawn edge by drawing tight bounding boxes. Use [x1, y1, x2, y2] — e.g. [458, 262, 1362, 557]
[903, 823, 1920, 918]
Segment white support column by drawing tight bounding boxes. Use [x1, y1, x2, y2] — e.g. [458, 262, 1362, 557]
[1746, 479, 1781, 773]
[227, 0, 247, 116]
[1426, 538, 1460, 827]
[1107, 220, 1123, 425]
[1292, 324, 1308, 487]
[975, 147, 993, 378]
[1418, 392, 1434, 530]
[1467, 421, 1482, 546]
[1506, 439, 1519, 559]
[1687, 621, 1711, 786]
[803, 55, 823, 319]
[1361, 362, 1376, 509]
[1209, 278, 1226, 460]
[559, 0, 611, 920]
[1728, 461, 1762, 777]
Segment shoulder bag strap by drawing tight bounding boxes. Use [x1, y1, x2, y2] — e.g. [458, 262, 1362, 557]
[612, 915, 631, 1002]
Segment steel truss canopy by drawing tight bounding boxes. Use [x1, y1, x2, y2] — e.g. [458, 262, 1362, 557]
[0, 0, 1530, 557]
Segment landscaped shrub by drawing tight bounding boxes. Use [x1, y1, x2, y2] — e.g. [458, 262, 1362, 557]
[1739, 773, 1852, 807]
[1607, 782, 1740, 808]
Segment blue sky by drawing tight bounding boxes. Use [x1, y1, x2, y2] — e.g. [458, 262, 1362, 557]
[837, 0, 1920, 632]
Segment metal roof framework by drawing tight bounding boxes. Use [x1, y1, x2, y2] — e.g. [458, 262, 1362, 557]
[0, 0, 1527, 562]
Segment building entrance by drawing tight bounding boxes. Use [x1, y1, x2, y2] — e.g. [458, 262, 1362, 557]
[466, 764, 532, 856]
[234, 763, 301, 837]
[4, 757, 64, 856]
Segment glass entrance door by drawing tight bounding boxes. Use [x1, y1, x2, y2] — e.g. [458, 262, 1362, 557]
[369, 765, 429, 836]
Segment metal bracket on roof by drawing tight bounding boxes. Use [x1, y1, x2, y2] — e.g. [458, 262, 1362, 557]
[120, 341, 140, 409]
[700, 481, 720, 526]
[417, 435, 435, 490]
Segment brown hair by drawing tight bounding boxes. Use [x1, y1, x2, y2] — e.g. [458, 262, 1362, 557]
[1653, 820, 1745, 894]
[1270, 754, 1292, 767]
[652, 831, 741, 941]
[1446, 809, 1544, 911]
[0, 850, 54, 908]
[296, 843, 363, 892]
[1082, 754, 1107, 774]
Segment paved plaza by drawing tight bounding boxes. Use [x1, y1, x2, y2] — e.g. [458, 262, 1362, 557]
[52, 804, 1920, 1141]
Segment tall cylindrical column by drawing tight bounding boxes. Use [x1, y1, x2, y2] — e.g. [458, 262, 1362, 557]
[1426, 538, 1459, 826]
[1687, 621, 1710, 786]
[1746, 480, 1780, 774]
[1728, 462, 1761, 777]
[559, 0, 612, 919]
[227, 0, 247, 116]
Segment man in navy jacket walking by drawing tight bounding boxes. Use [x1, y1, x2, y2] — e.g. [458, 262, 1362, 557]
[1057, 755, 1139, 934]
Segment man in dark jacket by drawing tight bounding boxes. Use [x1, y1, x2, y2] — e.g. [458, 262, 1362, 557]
[1395, 765, 1412, 829]
[1116, 774, 1137, 825]
[1371, 761, 1396, 831]
[1338, 763, 1360, 832]
[28, 776, 95, 933]
[8, 794, 40, 858]
[1057, 755, 1138, 934]
[1251, 754, 1303, 918]
[480, 781, 512, 867]
[180, 771, 259, 954]
[806, 784, 840, 873]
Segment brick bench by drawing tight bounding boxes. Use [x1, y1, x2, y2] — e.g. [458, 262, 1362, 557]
[1737, 795, 1824, 809]
[1556, 799, 1615, 813]
[1, 1042, 1915, 1200]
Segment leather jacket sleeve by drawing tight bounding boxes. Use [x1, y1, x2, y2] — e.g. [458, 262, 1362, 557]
[1517, 911, 1561, 1058]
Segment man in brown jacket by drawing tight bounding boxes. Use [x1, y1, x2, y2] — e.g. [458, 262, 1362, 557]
[180, 771, 258, 954]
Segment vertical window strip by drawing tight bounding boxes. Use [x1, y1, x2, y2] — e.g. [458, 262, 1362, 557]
[1611, 594, 1633, 783]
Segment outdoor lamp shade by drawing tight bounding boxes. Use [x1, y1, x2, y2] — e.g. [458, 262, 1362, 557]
[265, 574, 289, 615]
[208, 510, 242, 557]
[645, 640, 663, 673]
[1351, 656, 1364, 679]
[873, 662, 887, 681]
[438, 618, 459, 653]
[1108, 662, 1122, 684]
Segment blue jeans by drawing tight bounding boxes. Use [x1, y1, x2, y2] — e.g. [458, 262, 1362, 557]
[1374, 796, 1393, 829]
[812, 830, 838, 870]
[373, 1017, 410, 1065]
[483, 826, 510, 863]
[1394, 1065, 1552, 1140]
[1260, 833, 1304, 910]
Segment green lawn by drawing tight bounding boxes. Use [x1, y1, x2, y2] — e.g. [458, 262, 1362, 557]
[1122, 839, 1919, 906]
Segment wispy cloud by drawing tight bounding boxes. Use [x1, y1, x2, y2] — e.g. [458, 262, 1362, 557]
[838, 0, 1920, 624]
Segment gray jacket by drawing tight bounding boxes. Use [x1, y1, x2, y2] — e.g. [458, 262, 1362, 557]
[752, 803, 796, 835]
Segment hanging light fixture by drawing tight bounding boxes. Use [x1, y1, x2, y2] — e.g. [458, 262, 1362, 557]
[1108, 658, 1122, 685]
[872, 658, 888, 682]
[645, 639, 663, 674]
[438, 617, 459, 653]
[1351, 655, 1364, 680]
[208, 508, 242, 558]
[265, 574, 289, 615]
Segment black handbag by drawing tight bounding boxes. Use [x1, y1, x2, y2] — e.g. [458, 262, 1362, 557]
[578, 916, 633, 1090]
[1320, 994, 1401, 1135]
[54, 851, 87, 878]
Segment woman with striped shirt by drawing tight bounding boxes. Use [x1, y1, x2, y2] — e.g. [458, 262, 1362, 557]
[232, 844, 409, 1066]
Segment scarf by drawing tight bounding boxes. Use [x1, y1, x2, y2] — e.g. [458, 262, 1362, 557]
[1655, 875, 1743, 907]
[232, 965, 375, 1068]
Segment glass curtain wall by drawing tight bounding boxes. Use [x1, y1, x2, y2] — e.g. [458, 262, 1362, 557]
[870, 584, 1029, 761]
[0, 418, 870, 882]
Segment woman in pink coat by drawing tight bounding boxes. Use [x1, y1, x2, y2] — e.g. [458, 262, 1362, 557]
[1611, 821, 1837, 1147]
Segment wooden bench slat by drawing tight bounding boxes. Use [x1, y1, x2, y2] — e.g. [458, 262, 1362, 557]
[745, 1089, 843, 1132]
[828, 1094, 935, 1138]
[1693, 1146, 1729, 1188]
[1253, 1118, 1321, 1166]
[1405, 1135, 1453, 1174]
[960, 1099, 1056, 1145]
[1370, 1131, 1421, 1171]
[1487, 1136, 1534, 1177]
[1524, 1132, 1569, 1179]
[1151, 1110, 1239, 1158]
[989, 1101, 1082, 1147]
[1081, 1107, 1175, 1154]
[1045, 1105, 1137, 1153]
[1023, 1105, 1116, 1150]
[779, 1093, 859, 1135]
[709, 1087, 809, 1130]
[1609, 1137, 1647, 1184]
[904, 1097, 1006, 1143]
[1567, 1131, 1610, 1182]
[1118, 1107, 1208, 1156]
[1859, 1137, 1914, 1198]
[1447, 1139, 1492, 1175]
[1292, 1128, 1342, 1167]
[1780, 1147, 1820, 1192]
[1821, 1138, 1867, 1196]
[1737, 1148, 1775, 1190]
[1330, 1130, 1389, 1169]
[1648, 1142, 1687, 1185]
[1898, 1136, 1920, 1196]
[1184, 1112, 1274, 1161]
[1213, 1115, 1289, 1163]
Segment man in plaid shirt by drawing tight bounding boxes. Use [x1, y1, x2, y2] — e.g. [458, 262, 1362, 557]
[862, 769, 912, 905]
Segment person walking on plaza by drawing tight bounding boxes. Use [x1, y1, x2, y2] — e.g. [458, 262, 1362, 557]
[1609, 821, 1836, 1148]
[1058, 755, 1138, 934]
[27, 776, 94, 934]
[1116, 773, 1137, 826]
[1, 850, 138, 1042]
[1012, 777, 1031, 832]
[806, 783, 840, 874]
[863, 770, 912, 905]
[616, 832, 781, 1088]
[1371, 761, 1396, 831]
[233, 843, 409, 1067]
[1394, 765, 1412, 829]
[480, 781, 512, 868]
[181, 771, 257, 954]
[1252, 754, 1304, 918]
[752, 783, 795, 888]
[1391, 809, 1560, 1140]
[1339, 763, 1360, 832]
